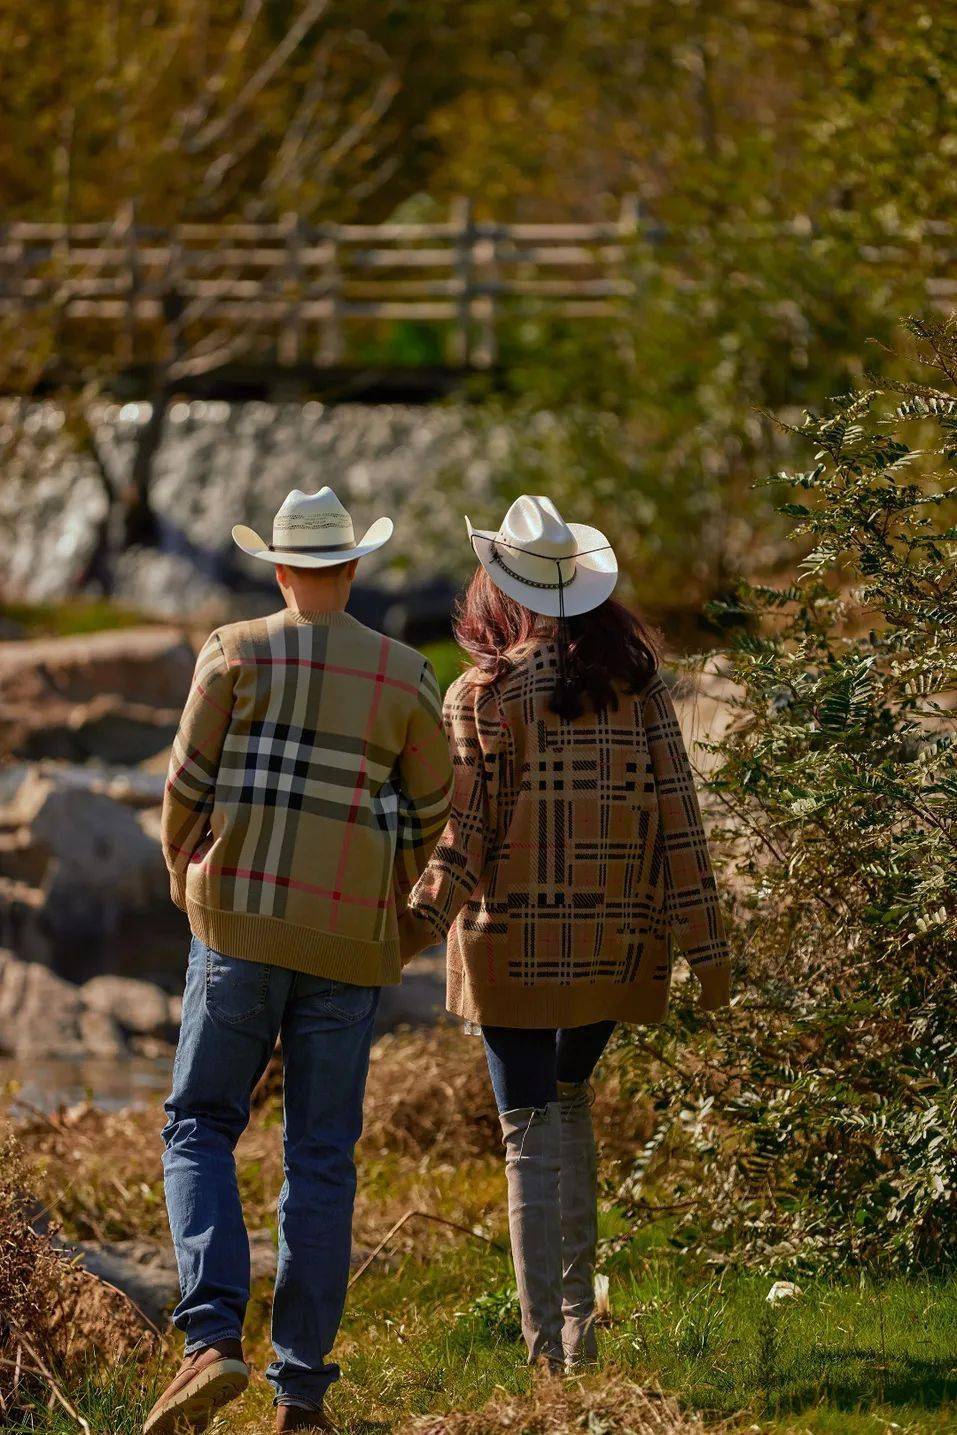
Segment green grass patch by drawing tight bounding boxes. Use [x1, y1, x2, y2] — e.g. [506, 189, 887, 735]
[420, 638, 467, 693]
[0, 598, 155, 638]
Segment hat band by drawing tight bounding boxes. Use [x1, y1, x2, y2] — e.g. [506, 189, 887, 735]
[268, 540, 356, 554]
[490, 544, 577, 591]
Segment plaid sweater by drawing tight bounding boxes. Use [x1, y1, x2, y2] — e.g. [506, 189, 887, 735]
[161, 608, 453, 985]
[403, 646, 730, 1026]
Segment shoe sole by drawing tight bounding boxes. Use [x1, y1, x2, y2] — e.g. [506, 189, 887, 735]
[143, 1360, 249, 1434]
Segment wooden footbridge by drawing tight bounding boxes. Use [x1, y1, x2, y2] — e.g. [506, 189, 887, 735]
[1, 198, 642, 391]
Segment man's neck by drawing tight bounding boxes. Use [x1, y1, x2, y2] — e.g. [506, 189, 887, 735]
[284, 595, 346, 615]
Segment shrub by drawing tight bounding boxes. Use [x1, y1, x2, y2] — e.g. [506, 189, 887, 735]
[616, 316, 957, 1273]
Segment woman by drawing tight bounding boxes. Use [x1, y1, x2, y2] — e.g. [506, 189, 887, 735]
[399, 495, 730, 1371]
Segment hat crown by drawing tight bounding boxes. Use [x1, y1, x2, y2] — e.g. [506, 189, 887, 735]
[499, 495, 577, 560]
[272, 487, 355, 550]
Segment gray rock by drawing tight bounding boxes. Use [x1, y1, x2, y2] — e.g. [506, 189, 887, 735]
[82, 975, 173, 1036]
[0, 768, 168, 972]
[65, 1231, 376, 1327]
[65, 1240, 181, 1328]
[376, 949, 447, 1031]
[78, 1006, 129, 1058]
[0, 948, 86, 1058]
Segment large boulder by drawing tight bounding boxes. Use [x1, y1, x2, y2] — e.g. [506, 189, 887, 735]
[0, 948, 86, 1058]
[0, 626, 193, 761]
[0, 948, 175, 1058]
[82, 974, 176, 1037]
[0, 769, 177, 978]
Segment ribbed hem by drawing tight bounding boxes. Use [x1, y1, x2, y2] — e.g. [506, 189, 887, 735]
[186, 899, 400, 985]
[170, 872, 188, 911]
[446, 967, 671, 1028]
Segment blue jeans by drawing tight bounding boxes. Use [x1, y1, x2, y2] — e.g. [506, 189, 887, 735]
[162, 937, 380, 1410]
[481, 1022, 616, 1112]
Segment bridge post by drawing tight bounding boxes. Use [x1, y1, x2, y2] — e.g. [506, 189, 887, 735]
[320, 226, 343, 366]
[279, 211, 304, 366]
[451, 196, 474, 367]
[118, 200, 140, 366]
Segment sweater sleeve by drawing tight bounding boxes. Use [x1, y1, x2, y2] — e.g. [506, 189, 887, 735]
[401, 677, 495, 958]
[393, 659, 455, 904]
[161, 632, 234, 911]
[643, 676, 731, 1010]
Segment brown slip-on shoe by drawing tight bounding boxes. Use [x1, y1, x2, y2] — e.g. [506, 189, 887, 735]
[276, 1403, 335, 1432]
[143, 1339, 249, 1434]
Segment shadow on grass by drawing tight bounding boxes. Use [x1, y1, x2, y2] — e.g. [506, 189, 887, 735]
[773, 1346, 957, 1414]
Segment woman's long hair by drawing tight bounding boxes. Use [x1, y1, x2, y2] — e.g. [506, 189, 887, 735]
[454, 565, 660, 718]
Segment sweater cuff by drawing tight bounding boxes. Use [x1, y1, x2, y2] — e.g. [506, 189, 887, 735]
[695, 958, 731, 1011]
[399, 907, 444, 965]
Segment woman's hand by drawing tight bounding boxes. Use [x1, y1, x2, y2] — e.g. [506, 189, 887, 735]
[397, 907, 435, 967]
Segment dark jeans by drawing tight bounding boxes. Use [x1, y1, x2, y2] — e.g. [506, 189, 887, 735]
[481, 1021, 616, 1113]
[163, 937, 380, 1409]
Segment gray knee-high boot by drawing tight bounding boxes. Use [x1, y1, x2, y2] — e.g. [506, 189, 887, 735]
[499, 1103, 564, 1368]
[558, 1081, 599, 1366]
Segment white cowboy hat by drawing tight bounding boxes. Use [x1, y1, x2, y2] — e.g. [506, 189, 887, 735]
[232, 487, 393, 568]
[466, 495, 617, 618]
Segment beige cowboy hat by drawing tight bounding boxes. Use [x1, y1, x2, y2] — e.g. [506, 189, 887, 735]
[466, 495, 617, 617]
[232, 486, 393, 568]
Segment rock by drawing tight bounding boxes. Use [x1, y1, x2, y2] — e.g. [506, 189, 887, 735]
[0, 948, 178, 1059]
[0, 625, 195, 708]
[0, 768, 169, 974]
[16, 695, 179, 764]
[65, 1240, 182, 1329]
[0, 626, 193, 760]
[78, 1006, 129, 1058]
[0, 948, 86, 1058]
[376, 948, 447, 1031]
[82, 974, 174, 1036]
[65, 1232, 377, 1327]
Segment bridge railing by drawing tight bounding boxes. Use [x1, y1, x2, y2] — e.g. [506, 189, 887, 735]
[0, 197, 641, 372]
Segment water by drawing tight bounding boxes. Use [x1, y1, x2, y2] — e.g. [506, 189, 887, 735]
[0, 952, 448, 1113]
[0, 1055, 170, 1113]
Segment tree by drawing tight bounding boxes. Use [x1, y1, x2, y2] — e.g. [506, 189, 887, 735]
[616, 315, 957, 1272]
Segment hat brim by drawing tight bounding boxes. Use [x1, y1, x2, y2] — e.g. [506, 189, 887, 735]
[232, 516, 393, 567]
[466, 517, 618, 618]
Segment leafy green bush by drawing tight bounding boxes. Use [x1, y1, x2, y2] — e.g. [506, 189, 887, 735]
[617, 316, 957, 1274]
[460, 1285, 523, 1342]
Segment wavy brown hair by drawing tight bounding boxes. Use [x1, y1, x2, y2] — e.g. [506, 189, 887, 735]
[454, 565, 660, 718]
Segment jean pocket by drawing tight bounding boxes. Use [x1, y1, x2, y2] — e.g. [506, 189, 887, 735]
[316, 979, 378, 1025]
[204, 947, 271, 1025]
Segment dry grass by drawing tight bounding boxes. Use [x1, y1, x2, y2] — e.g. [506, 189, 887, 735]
[0, 1132, 159, 1426]
[407, 1370, 729, 1434]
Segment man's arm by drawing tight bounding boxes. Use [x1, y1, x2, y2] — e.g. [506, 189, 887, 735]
[161, 631, 234, 911]
[399, 678, 495, 962]
[643, 675, 731, 1010]
[393, 658, 455, 913]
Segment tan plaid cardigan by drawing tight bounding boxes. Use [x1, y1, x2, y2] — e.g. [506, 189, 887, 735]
[402, 647, 730, 1026]
[161, 609, 453, 986]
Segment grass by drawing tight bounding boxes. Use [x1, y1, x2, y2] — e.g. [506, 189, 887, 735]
[4, 1028, 956, 1433]
[0, 597, 156, 638]
[419, 638, 466, 693]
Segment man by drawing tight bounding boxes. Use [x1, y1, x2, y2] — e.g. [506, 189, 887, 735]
[145, 488, 453, 1434]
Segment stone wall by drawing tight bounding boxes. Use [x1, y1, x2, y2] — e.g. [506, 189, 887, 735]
[0, 398, 495, 615]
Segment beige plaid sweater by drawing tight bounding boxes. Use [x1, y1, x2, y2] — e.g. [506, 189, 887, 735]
[161, 609, 453, 985]
[403, 646, 730, 1026]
